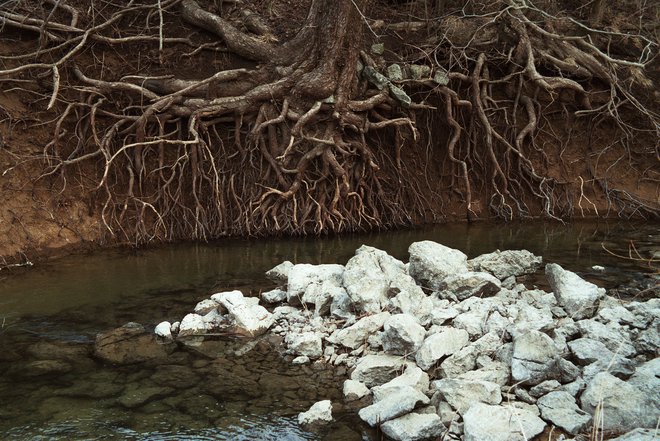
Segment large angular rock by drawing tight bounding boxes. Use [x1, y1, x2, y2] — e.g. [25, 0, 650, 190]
[580, 372, 657, 432]
[285, 332, 323, 359]
[380, 412, 445, 441]
[298, 400, 333, 427]
[437, 271, 501, 300]
[358, 386, 430, 427]
[287, 264, 344, 304]
[627, 358, 660, 409]
[463, 402, 546, 441]
[610, 429, 659, 441]
[371, 365, 430, 401]
[178, 313, 210, 336]
[575, 319, 636, 357]
[329, 312, 390, 349]
[95, 323, 173, 365]
[351, 354, 415, 388]
[537, 391, 591, 435]
[511, 330, 558, 385]
[261, 288, 287, 304]
[545, 263, 604, 319]
[389, 282, 434, 326]
[468, 250, 542, 280]
[416, 328, 469, 371]
[342, 245, 406, 313]
[215, 291, 274, 337]
[568, 337, 635, 378]
[381, 314, 426, 355]
[433, 379, 502, 414]
[408, 241, 468, 290]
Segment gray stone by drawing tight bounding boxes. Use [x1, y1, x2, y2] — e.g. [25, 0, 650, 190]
[546, 263, 604, 320]
[292, 355, 310, 364]
[371, 43, 385, 55]
[381, 314, 426, 355]
[298, 400, 333, 427]
[537, 391, 591, 435]
[416, 328, 469, 371]
[437, 271, 501, 300]
[386, 64, 404, 81]
[409, 64, 431, 79]
[358, 386, 430, 427]
[363, 66, 389, 91]
[626, 299, 660, 329]
[529, 380, 561, 398]
[330, 288, 355, 321]
[433, 70, 449, 86]
[380, 412, 445, 441]
[265, 260, 293, 284]
[568, 337, 635, 378]
[433, 379, 502, 414]
[343, 379, 370, 401]
[389, 84, 412, 108]
[389, 282, 433, 326]
[468, 250, 542, 280]
[507, 303, 555, 337]
[329, 312, 390, 350]
[597, 304, 636, 325]
[351, 354, 415, 388]
[408, 241, 468, 290]
[261, 288, 287, 304]
[634, 321, 659, 354]
[580, 372, 657, 432]
[628, 358, 660, 409]
[457, 361, 510, 386]
[576, 319, 635, 357]
[285, 332, 323, 359]
[463, 402, 546, 441]
[511, 330, 558, 385]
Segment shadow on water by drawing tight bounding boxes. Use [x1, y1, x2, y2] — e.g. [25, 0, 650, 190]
[0, 220, 657, 439]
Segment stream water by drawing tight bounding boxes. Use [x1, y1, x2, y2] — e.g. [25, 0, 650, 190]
[0, 221, 658, 440]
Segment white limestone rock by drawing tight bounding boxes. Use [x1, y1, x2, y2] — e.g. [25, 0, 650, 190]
[329, 312, 390, 350]
[178, 313, 209, 336]
[371, 365, 430, 401]
[265, 260, 294, 285]
[358, 386, 430, 427]
[194, 299, 220, 315]
[381, 314, 426, 355]
[545, 263, 604, 320]
[216, 291, 274, 337]
[380, 412, 445, 441]
[468, 249, 542, 280]
[287, 263, 344, 304]
[261, 288, 287, 304]
[154, 321, 173, 339]
[298, 400, 333, 427]
[437, 271, 501, 301]
[351, 354, 415, 388]
[343, 379, 370, 401]
[575, 319, 636, 357]
[463, 402, 546, 441]
[408, 241, 468, 290]
[416, 328, 469, 371]
[285, 332, 323, 359]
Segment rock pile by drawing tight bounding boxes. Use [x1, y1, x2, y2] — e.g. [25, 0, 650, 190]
[157, 241, 659, 441]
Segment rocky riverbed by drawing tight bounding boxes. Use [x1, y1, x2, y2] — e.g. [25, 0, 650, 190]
[151, 241, 658, 440]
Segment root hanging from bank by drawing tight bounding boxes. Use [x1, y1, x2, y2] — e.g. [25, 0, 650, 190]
[0, 0, 658, 244]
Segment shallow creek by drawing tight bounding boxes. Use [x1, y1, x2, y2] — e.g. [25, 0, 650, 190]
[0, 221, 657, 440]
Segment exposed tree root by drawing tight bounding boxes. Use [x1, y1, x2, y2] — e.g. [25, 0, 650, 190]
[0, 0, 657, 244]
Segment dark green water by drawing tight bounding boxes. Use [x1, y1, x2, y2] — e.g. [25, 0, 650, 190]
[0, 221, 657, 440]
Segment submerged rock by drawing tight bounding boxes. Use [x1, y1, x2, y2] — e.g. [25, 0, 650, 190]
[94, 322, 172, 365]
